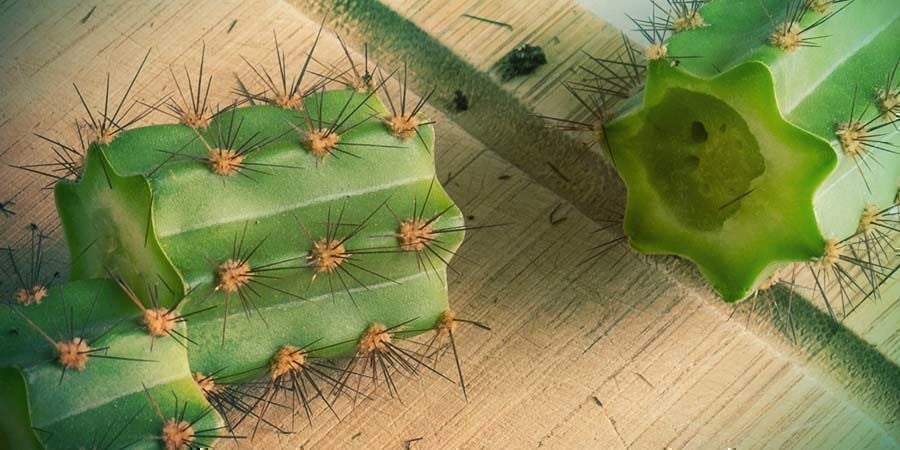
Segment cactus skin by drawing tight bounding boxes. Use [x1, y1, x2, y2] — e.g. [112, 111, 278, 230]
[603, 0, 899, 300]
[1, 87, 464, 449]
[1, 279, 220, 450]
[0, 369, 43, 449]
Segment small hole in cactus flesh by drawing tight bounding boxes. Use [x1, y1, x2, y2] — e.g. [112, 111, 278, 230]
[691, 121, 708, 143]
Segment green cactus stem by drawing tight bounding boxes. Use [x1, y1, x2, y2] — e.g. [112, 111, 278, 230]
[2, 64, 466, 448]
[606, 61, 836, 299]
[602, 0, 899, 300]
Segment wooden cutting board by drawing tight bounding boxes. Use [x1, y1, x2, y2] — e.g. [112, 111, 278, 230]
[0, 0, 896, 448]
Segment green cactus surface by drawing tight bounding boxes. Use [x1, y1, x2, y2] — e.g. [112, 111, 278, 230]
[603, 0, 899, 300]
[2, 78, 465, 448]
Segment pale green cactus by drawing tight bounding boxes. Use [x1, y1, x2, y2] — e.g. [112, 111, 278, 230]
[1, 42, 467, 449]
[594, 0, 899, 300]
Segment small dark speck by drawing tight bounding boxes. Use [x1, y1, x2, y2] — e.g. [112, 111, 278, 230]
[9, 328, 19, 336]
[0, 200, 16, 218]
[351, 432, 362, 440]
[228, 19, 238, 33]
[81, 6, 96, 24]
[592, 396, 603, 407]
[691, 121, 708, 143]
[498, 174, 511, 180]
[467, 215, 475, 221]
[452, 90, 469, 111]
[496, 44, 547, 81]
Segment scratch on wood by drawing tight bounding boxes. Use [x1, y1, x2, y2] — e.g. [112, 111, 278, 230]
[635, 372, 654, 388]
[227, 19, 238, 33]
[546, 162, 571, 183]
[81, 6, 96, 24]
[593, 395, 627, 448]
[446, 148, 486, 185]
[583, 329, 608, 354]
[461, 14, 512, 30]
[403, 436, 424, 449]
[0, 138, 20, 159]
[549, 203, 567, 225]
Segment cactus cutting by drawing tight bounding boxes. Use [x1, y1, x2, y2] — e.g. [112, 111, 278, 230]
[2, 0, 899, 448]
[571, 0, 899, 302]
[0, 31, 475, 449]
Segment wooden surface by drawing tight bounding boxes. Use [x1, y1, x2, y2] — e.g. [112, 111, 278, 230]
[0, 1, 897, 449]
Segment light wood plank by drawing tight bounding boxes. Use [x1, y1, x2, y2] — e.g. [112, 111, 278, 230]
[0, 1, 896, 449]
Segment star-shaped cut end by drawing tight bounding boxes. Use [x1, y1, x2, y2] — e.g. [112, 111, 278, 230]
[605, 61, 836, 301]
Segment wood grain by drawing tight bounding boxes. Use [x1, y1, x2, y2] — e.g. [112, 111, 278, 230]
[0, 1, 897, 448]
